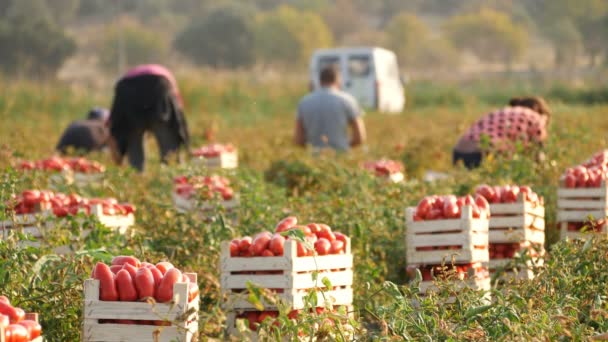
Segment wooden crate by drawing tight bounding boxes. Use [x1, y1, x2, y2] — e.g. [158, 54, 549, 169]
[83, 273, 199, 342]
[385, 172, 404, 183]
[49, 170, 104, 186]
[489, 257, 544, 281]
[0, 313, 43, 342]
[172, 192, 239, 213]
[405, 206, 489, 265]
[220, 239, 353, 311]
[557, 181, 608, 239]
[192, 151, 238, 169]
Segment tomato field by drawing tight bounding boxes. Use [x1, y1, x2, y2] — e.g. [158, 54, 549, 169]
[1, 77, 608, 340]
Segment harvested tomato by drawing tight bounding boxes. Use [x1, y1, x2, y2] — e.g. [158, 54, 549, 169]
[116, 270, 138, 302]
[238, 237, 252, 253]
[109, 265, 123, 274]
[155, 262, 174, 275]
[111, 256, 141, 268]
[17, 319, 42, 339]
[5, 323, 29, 342]
[317, 224, 336, 242]
[122, 263, 138, 280]
[249, 232, 272, 256]
[147, 266, 163, 289]
[314, 238, 331, 255]
[330, 240, 344, 254]
[135, 267, 156, 300]
[229, 240, 240, 257]
[94, 262, 119, 301]
[268, 234, 285, 256]
[156, 268, 182, 303]
[275, 216, 298, 232]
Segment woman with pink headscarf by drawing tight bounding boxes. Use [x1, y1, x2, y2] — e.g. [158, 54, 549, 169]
[453, 96, 551, 169]
[107, 64, 190, 172]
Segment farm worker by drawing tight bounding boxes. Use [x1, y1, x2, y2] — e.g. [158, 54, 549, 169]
[453, 96, 551, 169]
[294, 66, 366, 152]
[107, 64, 190, 172]
[56, 108, 110, 154]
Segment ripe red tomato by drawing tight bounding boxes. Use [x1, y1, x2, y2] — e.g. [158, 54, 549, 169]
[314, 238, 331, 255]
[0, 302, 24, 324]
[425, 208, 443, 220]
[5, 324, 29, 342]
[155, 262, 174, 275]
[474, 195, 490, 217]
[250, 232, 272, 256]
[307, 223, 321, 234]
[109, 265, 122, 274]
[275, 216, 298, 233]
[245, 312, 258, 331]
[432, 196, 444, 210]
[21, 190, 40, 206]
[268, 234, 285, 256]
[17, 319, 42, 339]
[502, 186, 519, 203]
[238, 237, 252, 254]
[330, 240, 345, 254]
[334, 232, 348, 246]
[94, 262, 119, 301]
[229, 240, 240, 257]
[415, 197, 433, 219]
[317, 224, 336, 242]
[111, 256, 141, 268]
[121, 263, 138, 280]
[156, 268, 182, 303]
[135, 267, 156, 299]
[115, 270, 138, 302]
[564, 174, 576, 188]
[476, 184, 497, 203]
[443, 200, 460, 219]
[258, 311, 278, 323]
[261, 249, 274, 257]
[296, 241, 307, 257]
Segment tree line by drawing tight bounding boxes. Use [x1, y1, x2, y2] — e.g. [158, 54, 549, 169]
[1, 0, 607, 78]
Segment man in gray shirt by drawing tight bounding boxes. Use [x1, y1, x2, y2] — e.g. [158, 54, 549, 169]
[294, 66, 366, 151]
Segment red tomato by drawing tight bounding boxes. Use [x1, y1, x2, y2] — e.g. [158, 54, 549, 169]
[135, 267, 156, 300]
[249, 232, 272, 256]
[21, 190, 40, 206]
[475, 184, 497, 203]
[229, 240, 240, 257]
[314, 238, 331, 255]
[474, 195, 490, 214]
[0, 296, 10, 305]
[53, 206, 68, 217]
[121, 204, 136, 214]
[261, 249, 274, 257]
[0, 302, 24, 324]
[502, 187, 519, 203]
[330, 240, 345, 254]
[471, 204, 481, 218]
[564, 174, 577, 188]
[425, 208, 443, 220]
[296, 241, 307, 257]
[443, 200, 460, 219]
[147, 266, 163, 289]
[111, 256, 141, 268]
[415, 197, 433, 219]
[156, 268, 182, 303]
[334, 232, 348, 247]
[275, 216, 298, 232]
[122, 263, 138, 280]
[463, 195, 474, 206]
[245, 312, 258, 331]
[109, 265, 122, 274]
[238, 237, 252, 253]
[268, 234, 285, 256]
[155, 262, 174, 275]
[17, 319, 42, 339]
[307, 223, 321, 234]
[5, 324, 29, 342]
[288, 310, 300, 320]
[258, 311, 278, 323]
[317, 224, 336, 242]
[94, 262, 119, 301]
[115, 270, 138, 302]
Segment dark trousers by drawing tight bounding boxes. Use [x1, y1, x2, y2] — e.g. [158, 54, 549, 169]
[127, 122, 182, 172]
[452, 150, 482, 170]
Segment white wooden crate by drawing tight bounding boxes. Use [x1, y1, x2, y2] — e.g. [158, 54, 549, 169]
[0, 313, 43, 342]
[489, 256, 544, 281]
[405, 206, 489, 265]
[83, 273, 199, 342]
[49, 170, 104, 186]
[192, 151, 238, 169]
[221, 239, 353, 311]
[557, 181, 608, 239]
[172, 192, 239, 213]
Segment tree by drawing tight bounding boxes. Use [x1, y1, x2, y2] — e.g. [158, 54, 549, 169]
[0, 0, 76, 77]
[322, 0, 365, 43]
[545, 19, 582, 71]
[174, 6, 255, 68]
[385, 13, 460, 72]
[443, 9, 528, 68]
[254, 5, 333, 67]
[98, 17, 169, 73]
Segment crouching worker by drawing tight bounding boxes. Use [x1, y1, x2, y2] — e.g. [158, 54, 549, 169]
[56, 108, 110, 154]
[107, 64, 190, 172]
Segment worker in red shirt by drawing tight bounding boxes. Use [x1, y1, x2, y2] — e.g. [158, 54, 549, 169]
[453, 96, 551, 169]
[107, 64, 190, 172]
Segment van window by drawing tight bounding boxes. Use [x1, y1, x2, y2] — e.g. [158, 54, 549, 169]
[317, 55, 340, 71]
[347, 55, 371, 78]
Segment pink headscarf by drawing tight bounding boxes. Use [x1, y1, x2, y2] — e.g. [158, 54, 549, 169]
[123, 64, 184, 107]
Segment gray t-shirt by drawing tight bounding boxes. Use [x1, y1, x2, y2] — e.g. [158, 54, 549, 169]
[297, 88, 363, 151]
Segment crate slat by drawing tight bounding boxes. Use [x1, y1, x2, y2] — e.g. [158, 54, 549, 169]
[557, 185, 608, 199]
[489, 226, 545, 244]
[192, 151, 238, 169]
[172, 192, 239, 212]
[225, 287, 353, 310]
[557, 209, 608, 222]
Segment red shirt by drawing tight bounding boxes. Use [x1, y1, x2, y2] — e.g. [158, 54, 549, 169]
[123, 64, 183, 107]
[455, 106, 548, 153]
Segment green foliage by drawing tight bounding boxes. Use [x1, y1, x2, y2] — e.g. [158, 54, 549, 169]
[0, 0, 75, 78]
[98, 17, 169, 72]
[174, 6, 256, 68]
[254, 5, 333, 66]
[443, 9, 528, 66]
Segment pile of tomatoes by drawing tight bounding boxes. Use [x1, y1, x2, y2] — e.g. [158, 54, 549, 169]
[0, 297, 42, 342]
[191, 143, 236, 158]
[7, 190, 135, 217]
[489, 243, 522, 259]
[407, 263, 489, 282]
[362, 159, 403, 177]
[92, 257, 198, 325]
[17, 156, 105, 173]
[413, 195, 490, 221]
[562, 150, 608, 188]
[475, 185, 541, 205]
[173, 175, 234, 201]
[236, 306, 341, 332]
[230, 216, 349, 258]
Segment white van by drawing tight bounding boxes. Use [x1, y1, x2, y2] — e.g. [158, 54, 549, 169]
[309, 47, 405, 113]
